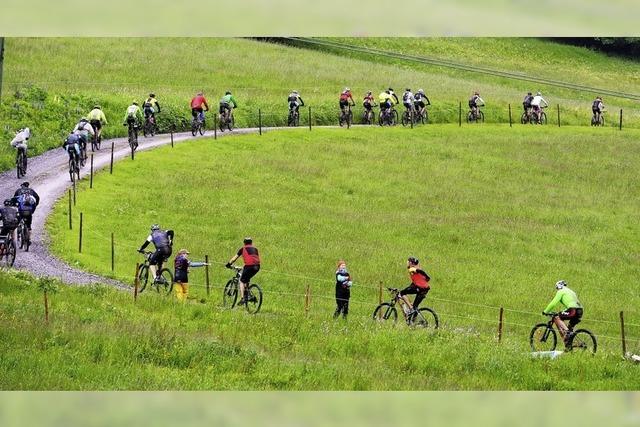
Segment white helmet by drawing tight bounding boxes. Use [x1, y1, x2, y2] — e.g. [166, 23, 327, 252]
[23, 127, 31, 139]
[537, 91, 542, 96]
[555, 280, 567, 290]
[418, 89, 424, 94]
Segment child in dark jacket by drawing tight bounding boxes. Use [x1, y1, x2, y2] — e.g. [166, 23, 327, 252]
[173, 249, 208, 302]
[334, 260, 353, 319]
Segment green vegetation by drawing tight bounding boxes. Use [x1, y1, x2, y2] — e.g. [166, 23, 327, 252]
[23, 125, 640, 389]
[2, 37, 639, 171]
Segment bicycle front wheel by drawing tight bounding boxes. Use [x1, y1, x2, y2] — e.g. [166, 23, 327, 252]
[401, 112, 410, 126]
[372, 303, 398, 322]
[137, 265, 149, 293]
[245, 284, 263, 314]
[411, 307, 439, 329]
[529, 323, 557, 352]
[158, 268, 174, 295]
[0, 241, 16, 268]
[568, 329, 597, 354]
[478, 110, 485, 123]
[539, 111, 547, 125]
[23, 227, 31, 252]
[228, 114, 234, 131]
[223, 279, 238, 308]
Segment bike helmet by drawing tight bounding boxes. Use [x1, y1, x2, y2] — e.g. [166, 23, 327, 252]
[555, 280, 567, 289]
[225, 91, 231, 95]
[407, 256, 419, 265]
[23, 128, 31, 139]
[150, 224, 160, 231]
[21, 182, 29, 188]
[474, 91, 479, 95]
[405, 88, 411, 92]
[366, 91, 372, 95]
[3, 199, 12, 206]
[537, 91, 542, 96]
[388, 87, 394, 92]
[418, 89, 424, 93]
[293, 90, 298, 94]
[94, 105, 101, 110]
[527, 92, 532, 95]
[149, 93, 155, 98]
[243, 237, 253, 245]
[132, 101, 138, 106]
[344, 87, 350, 92]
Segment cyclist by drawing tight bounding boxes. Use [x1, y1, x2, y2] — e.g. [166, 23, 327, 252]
[402, 88, 415, 115]
[288, 90, 304, 114]
[592, 96, 604, 123]
[225, 237, 260, 306]
[378, 90, 395, 117]
[522, 91, 533, 115]
[173, 248, 208, 303]
[363, 91, 376, 109]
[13, 182, 39, 233]
[530, 91, 549, 123]
[542, 280, 583, 344]
[143, 93, 161, 123]
[87, 105, 108, 142]
[10, 127, 31, 157]
[62, 132, 83, 162]
[190, 92, 210, 122]
[137, 224, 174, 284]
[0, 199, 20, 246]
[334, 260, 353, 320]
[388, 87, 399, 105]
[339, 87, 355, 115]
[219, 91, 238, 121]
[122, 101, 144, 130]
[468, 91, 485, 119]
[413, 89, 431, 117]
[72, 118, 95, 152]
[399, 256, 431, 320]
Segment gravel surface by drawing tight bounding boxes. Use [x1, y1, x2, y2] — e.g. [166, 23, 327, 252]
[0, 127, 267, 287]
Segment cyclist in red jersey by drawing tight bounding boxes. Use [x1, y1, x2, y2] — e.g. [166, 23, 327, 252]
[226, 237, 261, 305]
[190, 92, 209, 121]
[339, 87, 355, 115]
[399, 256, 431, 318]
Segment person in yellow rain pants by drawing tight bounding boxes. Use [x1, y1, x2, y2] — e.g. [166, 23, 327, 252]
[173, 249, 208, 302]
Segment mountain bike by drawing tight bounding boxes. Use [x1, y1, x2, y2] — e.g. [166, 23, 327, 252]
[287, 107, 300, 127]
[362, 104, 376, 125]
[68, 151, 80, 183]
[219, 108, 235, 132]
[143, 114, 157, 137]
[521, 107, 533, 124]
[529, 313, 597, 354]
[90, 121, 102, 151]
[591, 110, 605, 126]
[79, 141, 87, 167]
[532, 106, 547, 125]
[223, 265, 263, 314]
[401, 107, 416, 126]
[126, 120, 139, 152]
[137, 251, 174, 294]
[414, 104, 429, 124]
[467, 106, 485, 123]
[378, 107, 398, 126]
[16, 217, 30, 252]
[339, 105, 353, 127]
[191, 110, 206, 136]
[372, 287, 439, 329]
[16, 148, 27, 179]
[0, 233, 17, 269]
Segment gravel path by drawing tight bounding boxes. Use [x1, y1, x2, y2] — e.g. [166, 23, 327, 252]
[0, 127, 267, 287]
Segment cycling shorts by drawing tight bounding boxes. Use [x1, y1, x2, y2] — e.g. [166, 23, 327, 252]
[90, 120, 102, 131]
[240, 264, 260, 284]
[339, 100, 350, 108]
[18, 210, 33, 229]
[560, 307, 583, 329]
[414, 101, 426, 109]
[149, 246, 172, 266]
[144, 107, 155, 118]
[363, 102, 373, 110]
[191, 107, 204, 118]
[400, 283, 429, 296]
[289, 102, 299, 111]
[219, 103, 231, 114]
[592, 107, 601, 114]
[403, 102, 413, 110]
[380, 101, 391, 110]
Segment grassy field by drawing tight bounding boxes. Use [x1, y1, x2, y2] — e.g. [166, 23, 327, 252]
[1, 37, 639, 171]
[16, 125, 638, 389]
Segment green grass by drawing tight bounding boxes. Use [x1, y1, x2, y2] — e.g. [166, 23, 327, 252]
[17, 125, 640, 389]
[2, 37, 640, 171]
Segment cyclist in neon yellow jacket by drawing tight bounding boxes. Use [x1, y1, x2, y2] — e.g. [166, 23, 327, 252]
[87, 105, 107, 141]
[543, 280, 583, 339]
[122, 101, 144, 128]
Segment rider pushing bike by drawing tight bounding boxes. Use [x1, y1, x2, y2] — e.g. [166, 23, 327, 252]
[226, 237, 261, 306]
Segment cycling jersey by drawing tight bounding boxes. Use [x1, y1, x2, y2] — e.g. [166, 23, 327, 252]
[531, 95, 547, 107]
[220, 94, 238, 108]
[469, 95, 484, 107]
[288, 94, 304, 107]
[123, 105, 143, 125]
[592, 100, 604, 111]
[339, 91, 354, 102]
[238, 244, 260, 266]
[87, 108, 107, 124]
[402, 92, 414, 104]
[378, 92, 394, 105]
[191, 95, 209, 110]
[544, 287, 582, 314]
[523, 95, 533, 106]
[408, 267, 430, 289]
[149, 229, 172, 249]
[14, 188, 39, 209]
[414, 93, 429, 103]
[143, 97, 161, 113]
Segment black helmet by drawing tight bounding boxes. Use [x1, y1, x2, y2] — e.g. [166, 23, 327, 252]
[149, 93, 155, 98]
[225, 91, 231, 95]
[21, 181, 29, 188]
[407, 256, 419, 265]
[243, 237, 253, 245]
[405, 88, 411, 92]
[3, 199, 12, 206]
[150, 224, 160, 231]
[388, 87, 394, 92]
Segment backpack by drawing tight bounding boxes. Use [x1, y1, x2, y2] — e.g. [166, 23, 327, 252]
[18, 193, 36, 211]
[1, 207, 19, 228]
[592, 100, 600, 109]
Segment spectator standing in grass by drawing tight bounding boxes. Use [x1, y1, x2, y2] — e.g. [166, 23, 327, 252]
[334, 260, 353, 319]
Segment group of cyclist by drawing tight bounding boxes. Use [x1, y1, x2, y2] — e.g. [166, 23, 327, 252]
[521, 91, 549, 123]
[0, 182, 40, 255]
[190, 91, 239, 129]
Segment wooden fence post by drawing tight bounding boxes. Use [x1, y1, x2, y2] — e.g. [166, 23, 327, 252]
[458, 101, 462, 127]
[620, 311, 627, 356]
[498, 307, 504, 343]
[557, 104, 561, 127]
[78, 212, 83, 253]
[508, 104, 512, 127]
[205, 254, 210, 296]
[304, 284, 310, 314]
[214, 113, 217, 140]
[90, 154, 94, 189]
[308, 106, 312, 131]
[111, 232, 115, 272]
[258, 109, 262, 136]
[43, 289, 49, 324]
[110, 141, 114, 174]
[171, 125, 174, 147]
[134, 263, 140, 302]
[619, 109, 623, 131]
[68, 189, 72, 230]
[72, 179, 76, 206]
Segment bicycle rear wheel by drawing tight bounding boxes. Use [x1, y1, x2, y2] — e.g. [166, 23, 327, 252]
[521, 112, 529, 124]
[478, 110, 485, 123]
[539, 111, 547, 125]
[568, 329, 597, 354]
[245, 284, 263, 314]
[158, 268, 174, 295]
[0, 240, 16, 268]
[191, 120, 198, 136]
[529, 324, 557, 352]
[411, 307, 439, 329]
[223, 279, 238, 308]
[401, 111, 410, 126]
[372, 303, 398, 322]
[137, 265, 149, 293]
[23, 227, 31, 252]
[228, 114, 234, 131]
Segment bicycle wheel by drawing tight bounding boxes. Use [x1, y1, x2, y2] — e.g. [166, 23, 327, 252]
[23, 227, 31, 252]
[191, 120, 197, 136]
[198, 119, 205, 135]
[421, 109, 428, 124]
[158, 268, 174, 295]
[143, 121, 150, 137]
[392, 109, 399, 125]
[568, 329, 597, 354]
[411, 307, 439, 329]
[478, 110, 485, 123]
[137, 265, 149, 293]
[539, 111, 547, 125]
[245, 284, 263, 314]
[372, 303, 398, 322]
[401, 111, 410, 126]
[467, 111, 474, 123]
[599, 115, 605, 126]
[133, 128, 139, 150]
[96, 134, 101, 150]
[0, 240, 16, 268]
[223, 279, 238, 307]
[529, 324, 557, 352]
[219, 114, 225, 132]
[339, 112, 345, 127]
[521, 112, 528, 124]
[294, 112, 300, 127]
[378, 112, 384, 126]
[228, 114, 234, 131]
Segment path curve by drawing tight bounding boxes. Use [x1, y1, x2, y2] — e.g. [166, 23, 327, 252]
[0, 127, 273, 287]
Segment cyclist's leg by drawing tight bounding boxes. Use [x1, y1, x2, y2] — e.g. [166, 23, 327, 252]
[238, 265, 259, 303]
[399, 284, 418, 309]
[412, 287, 429, 310]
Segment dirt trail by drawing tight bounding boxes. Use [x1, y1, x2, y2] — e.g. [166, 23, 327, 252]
[0, 127, 265, 286]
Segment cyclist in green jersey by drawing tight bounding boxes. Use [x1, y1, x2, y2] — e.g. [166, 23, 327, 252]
[543, 280, 584, 342]
[219, 91, 238, 117]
